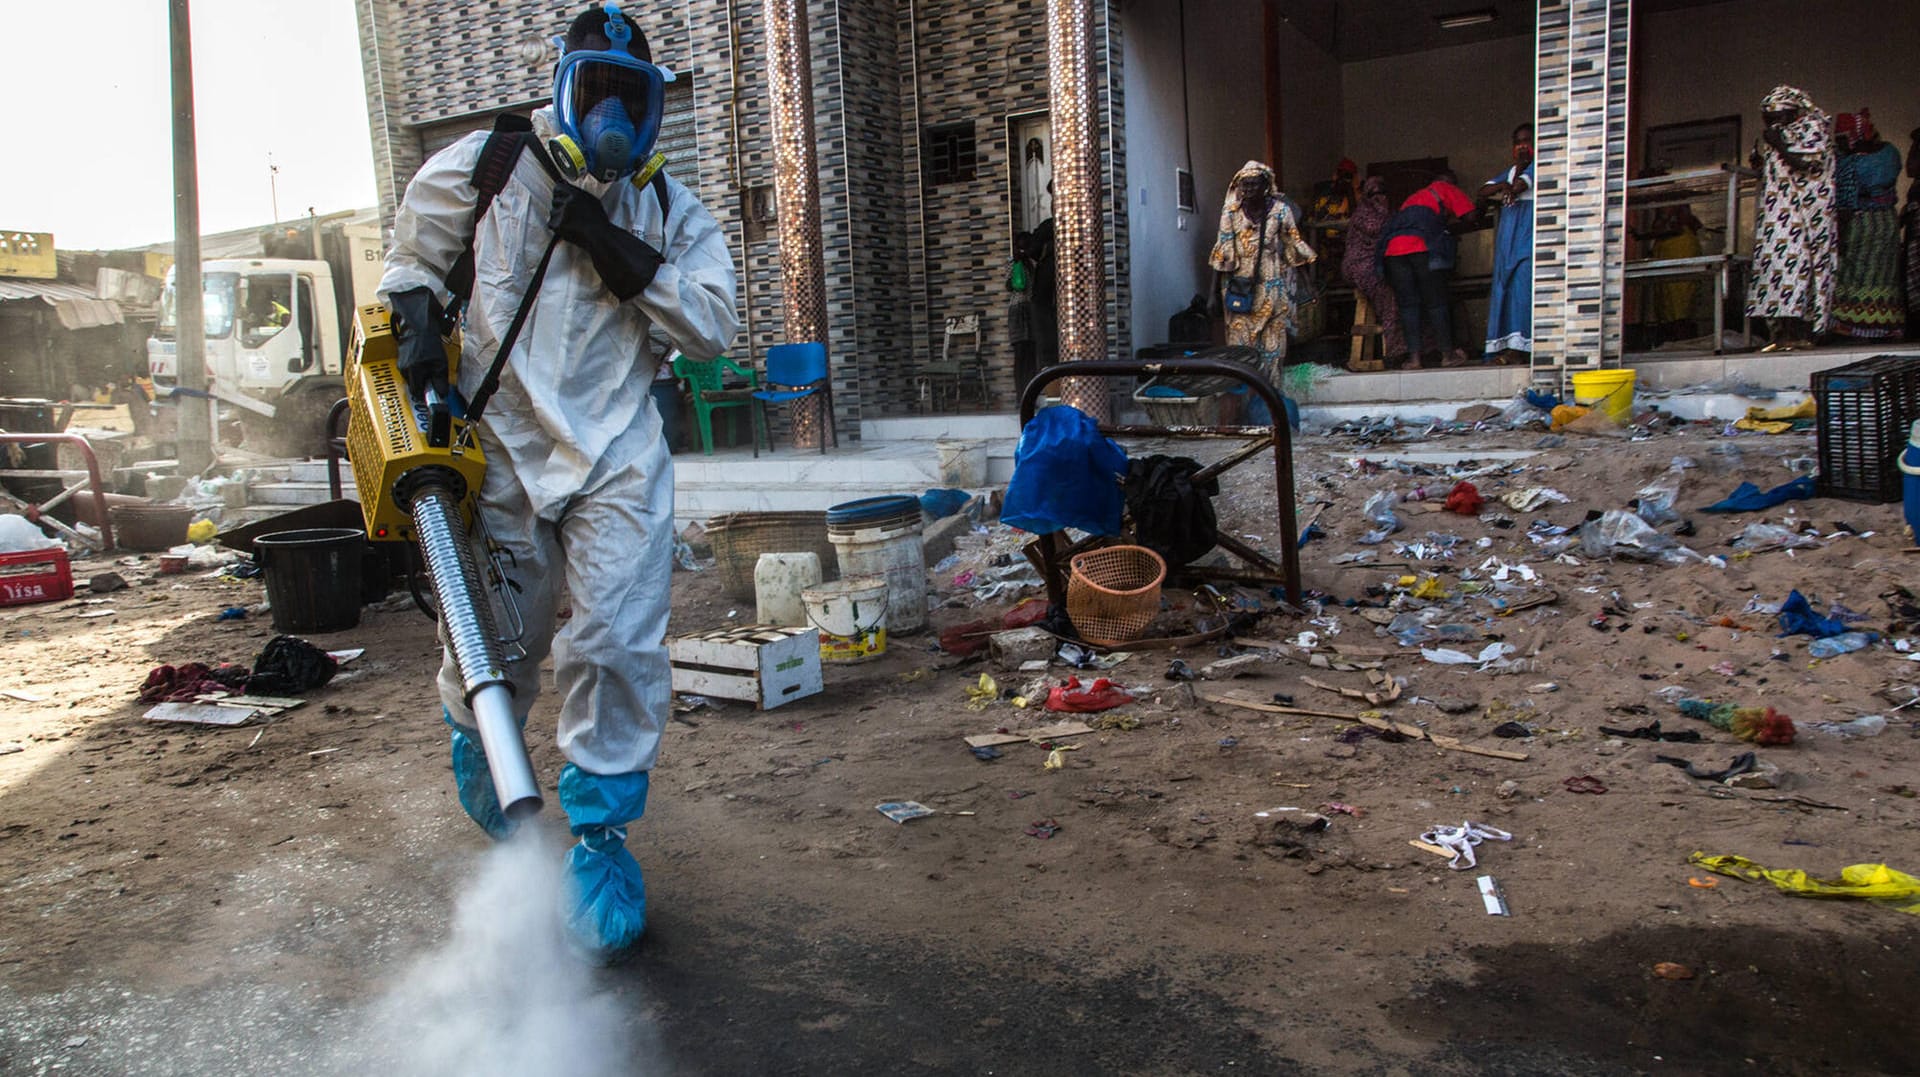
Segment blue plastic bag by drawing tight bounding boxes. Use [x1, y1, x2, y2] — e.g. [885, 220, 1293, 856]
[1703, 475, 1816, 513]
[1002, 406, 1128, 536]
[1777, 589, 1848, 638]
[919, 488, 971, 520]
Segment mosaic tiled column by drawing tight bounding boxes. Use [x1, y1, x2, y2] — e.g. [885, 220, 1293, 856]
[1532, 0, 1632, 385]
[1047, 0, 1110, 420]
[765, 0, 829, 447]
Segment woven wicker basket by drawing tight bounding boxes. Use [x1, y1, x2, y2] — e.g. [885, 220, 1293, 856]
[706, 511, 838, 601]
[111, 504, 195, 552]
[1066, 545, 1166, 646]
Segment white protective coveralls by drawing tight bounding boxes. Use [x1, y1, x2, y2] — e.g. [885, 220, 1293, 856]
[380, 106, 739, 777]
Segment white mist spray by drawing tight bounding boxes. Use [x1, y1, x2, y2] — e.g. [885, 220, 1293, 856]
[334, 829, 659, 1076]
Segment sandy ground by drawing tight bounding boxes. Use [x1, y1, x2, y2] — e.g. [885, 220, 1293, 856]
[3, 417, 1920, 1075]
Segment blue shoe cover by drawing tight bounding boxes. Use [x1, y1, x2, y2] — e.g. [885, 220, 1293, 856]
[445, 708, 515, 841]
[558, 764, 650, 958]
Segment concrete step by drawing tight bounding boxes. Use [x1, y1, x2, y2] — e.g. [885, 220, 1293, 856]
[248, 481, 346, 507]
[859, 413, 1022, 441]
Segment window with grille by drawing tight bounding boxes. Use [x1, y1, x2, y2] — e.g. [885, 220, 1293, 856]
[924, 122, 977, 187]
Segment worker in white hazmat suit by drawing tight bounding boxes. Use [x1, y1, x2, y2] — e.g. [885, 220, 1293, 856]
[378, 1, 738, 959]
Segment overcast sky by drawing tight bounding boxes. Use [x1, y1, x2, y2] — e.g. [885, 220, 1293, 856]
[0, 0, 377, 251]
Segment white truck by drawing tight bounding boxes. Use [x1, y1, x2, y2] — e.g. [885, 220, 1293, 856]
[147, 211, 385, 456]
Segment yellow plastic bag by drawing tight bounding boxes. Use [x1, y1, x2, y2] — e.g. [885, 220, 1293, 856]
[964, 673, 999, 712]
[1689, 853, 1920, 914]
[187, 519, 217, 544]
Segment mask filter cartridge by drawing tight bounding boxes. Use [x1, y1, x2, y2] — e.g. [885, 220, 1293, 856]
[580, 96, 637, 181]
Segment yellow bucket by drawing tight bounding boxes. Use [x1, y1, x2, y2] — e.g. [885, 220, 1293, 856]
[1569, 369, 1637, 423]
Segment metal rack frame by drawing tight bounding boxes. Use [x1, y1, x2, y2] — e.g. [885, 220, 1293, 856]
[1016, 357, 1303, 609]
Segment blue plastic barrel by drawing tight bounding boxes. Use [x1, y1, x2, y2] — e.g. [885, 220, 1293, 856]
[1900, 420, 1920, 546]
[827, 495, 921, 530]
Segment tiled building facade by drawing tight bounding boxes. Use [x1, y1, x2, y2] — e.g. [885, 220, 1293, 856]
[354, 0, 1129, 435]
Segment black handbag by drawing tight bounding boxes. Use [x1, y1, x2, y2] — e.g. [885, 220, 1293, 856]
[1223, 275, 1256, 314]
[1222, 210, 1268, 315]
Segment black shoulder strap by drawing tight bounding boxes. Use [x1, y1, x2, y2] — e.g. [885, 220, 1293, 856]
[444, 113, 534, 320]
[650, 169, 670, 225]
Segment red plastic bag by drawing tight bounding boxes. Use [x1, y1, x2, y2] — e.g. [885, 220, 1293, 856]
[1444, 481, 1485, 516]
[1003, 597, 1049, 628]
[1044, 676, 1134, 713]
[939, 620, 996, 656]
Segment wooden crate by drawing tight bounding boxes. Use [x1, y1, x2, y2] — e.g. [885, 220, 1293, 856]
[669, 625, 823, 710]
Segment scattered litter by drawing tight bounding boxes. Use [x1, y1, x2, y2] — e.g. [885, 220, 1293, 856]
[877, 801, 935, 824]
[1596, 721, 1703, 743]
[1319, 802, 1363, 817]
[1563, 775, 1609, 795]
[1477, 875, 1510, 916]
[1357, 491, 1403, 545]
[1043, 744, 1080, 770]
[1687, 876, 1719, 889]
[1, 689, 47, 703]
[1777, 590, 1848, 638]
[963, 720, 1096, 749]
[88, 572, 128, 593]
[1420, 641, 1516, 668]
[1804, 715, 1887, 738]
[1688, 852, 1920, 915]
[1703, 475, 1817, 513]
[964, 673, 1000, 712]
[1652, 962, 1695, 981]
[969, 745, 1003, 762]
[1654, 752, 1759, 783]
[1092, 712, 1140, 731]
[1025, 819, 1060, 839]
[1044, 676, 1134, 713]
[1503, 487, 1570, 512]
[1676, 699, 1795, 745]
[217, 606, 247, 621]
[1418, 820, 1513, 870]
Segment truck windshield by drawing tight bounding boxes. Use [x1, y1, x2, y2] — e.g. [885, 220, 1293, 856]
[156, 272, 238, 340]
[239, 274, 294, 347]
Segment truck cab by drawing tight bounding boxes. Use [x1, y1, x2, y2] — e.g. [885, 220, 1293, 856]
[148, 258, 343, 407]
[146, 214, 383, 455]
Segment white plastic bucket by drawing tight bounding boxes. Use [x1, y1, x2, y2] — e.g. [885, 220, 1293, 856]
[754, 551, 823, 626]
[828, 520, 928, 633]
[802, 576, 889, 663]
[935, 439, 988, 487]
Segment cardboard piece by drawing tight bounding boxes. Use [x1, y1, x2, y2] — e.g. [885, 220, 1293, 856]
[144, 702, 268, 727]
[963, 720, 1096, 749]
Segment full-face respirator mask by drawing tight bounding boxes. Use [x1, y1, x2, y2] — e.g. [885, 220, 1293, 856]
[548, 3, 674, 182]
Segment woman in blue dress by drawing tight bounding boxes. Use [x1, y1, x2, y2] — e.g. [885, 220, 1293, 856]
[1482, 123, 1535, 364]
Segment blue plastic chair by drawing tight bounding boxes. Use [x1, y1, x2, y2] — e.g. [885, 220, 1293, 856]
[752, 342, 837, 453]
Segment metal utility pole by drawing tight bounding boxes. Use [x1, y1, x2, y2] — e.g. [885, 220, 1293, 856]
[170, 0, 213, 475]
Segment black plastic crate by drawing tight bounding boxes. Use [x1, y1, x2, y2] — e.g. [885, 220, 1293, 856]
[1812, 355, 1920, 503]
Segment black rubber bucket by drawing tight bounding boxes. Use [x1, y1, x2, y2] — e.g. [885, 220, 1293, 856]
[254, 528, 365, 634]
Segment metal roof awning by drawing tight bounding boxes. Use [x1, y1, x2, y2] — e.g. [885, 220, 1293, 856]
[0, 277, 124, 329]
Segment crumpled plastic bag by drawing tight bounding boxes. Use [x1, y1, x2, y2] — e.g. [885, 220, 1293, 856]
[1688, 852, 1920, 915]
[1578, 509, 1707, 565]
[1503, 487, 1570, 512]
[1777, 589, 1848, 638]
[1357, 491, 1402, 545]
[1730, 522, 1821, 551]
[1003, 406, 1128, 536]
[248, 635, 340, 695]
[0, 513, 61, 553]
[964, 672, 1000, 711]
[1044, 676, 1134, 713]
[1420, 641, 1516, 668]
[1633, 464, 1686, 525]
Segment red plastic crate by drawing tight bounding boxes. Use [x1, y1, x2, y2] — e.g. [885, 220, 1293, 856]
[0, 547, 73, 608]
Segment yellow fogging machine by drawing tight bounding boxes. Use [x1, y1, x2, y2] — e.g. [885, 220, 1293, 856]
[342, 304, 541, 821]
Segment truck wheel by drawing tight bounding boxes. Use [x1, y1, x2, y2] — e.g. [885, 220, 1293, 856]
[257, 383, 347, 459]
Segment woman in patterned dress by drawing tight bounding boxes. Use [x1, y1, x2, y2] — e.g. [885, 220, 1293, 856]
[1830, 110, 1906, 340]
[1746, 85, 1837, 351]
[1341, 175, 1403, 362]
[1207, 161, 1317, 381]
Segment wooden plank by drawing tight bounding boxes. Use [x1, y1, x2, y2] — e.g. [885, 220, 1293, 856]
[1201, 690, 1525, 760]
[1408, 839, 1455, 859]
[964, 720, 1097, 749]
[669, 667, 762, 704]
[194, 693, 304, 710]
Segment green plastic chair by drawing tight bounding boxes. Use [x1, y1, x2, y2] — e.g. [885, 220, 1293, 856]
[672, 353, 763, 456]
